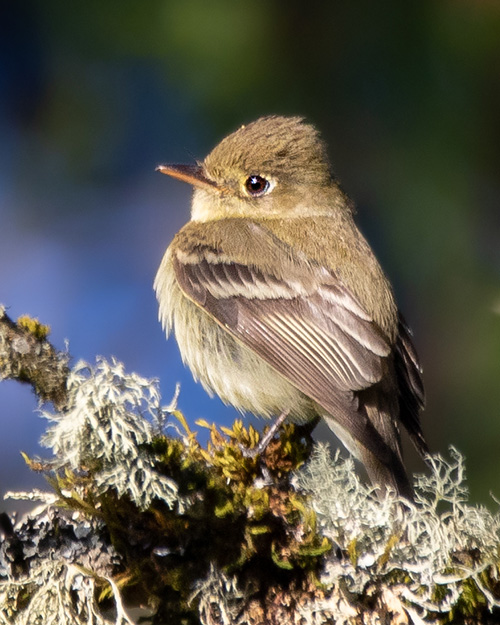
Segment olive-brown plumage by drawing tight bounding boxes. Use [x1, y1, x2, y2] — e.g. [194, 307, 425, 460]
[155, 116, 427, 500]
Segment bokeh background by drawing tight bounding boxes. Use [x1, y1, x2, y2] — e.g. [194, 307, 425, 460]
[1, 0, 499, 510]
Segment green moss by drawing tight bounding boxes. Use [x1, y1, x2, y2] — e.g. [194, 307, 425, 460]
[376, 531, 402, 570]
[25, 415, 330, 620]
[17, 315, 51, 340]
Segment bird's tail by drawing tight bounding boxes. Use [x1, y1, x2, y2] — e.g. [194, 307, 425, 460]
[323, 384, 414, 500]
[357, 444, 414, 500]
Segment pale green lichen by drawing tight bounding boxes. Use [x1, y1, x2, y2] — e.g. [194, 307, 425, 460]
[40, 357, 181, 510]
[295, 444, 500, 620]
[0, 560, 134, 625]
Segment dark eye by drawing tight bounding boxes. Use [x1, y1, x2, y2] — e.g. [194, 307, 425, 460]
[245, 175, 270, 197]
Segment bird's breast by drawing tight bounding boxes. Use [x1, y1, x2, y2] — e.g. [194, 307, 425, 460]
[154, 248, 315, 422]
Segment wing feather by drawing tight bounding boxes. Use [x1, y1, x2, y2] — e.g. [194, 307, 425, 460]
[395, 314, 428, 457]
[173, 239, 401, 454]
[167, 218, 427, 469]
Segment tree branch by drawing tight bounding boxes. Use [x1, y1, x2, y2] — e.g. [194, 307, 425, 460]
[0, 307, 70, 410]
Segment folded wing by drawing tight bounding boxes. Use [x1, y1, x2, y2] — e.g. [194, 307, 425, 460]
[171, 221, 413, 463]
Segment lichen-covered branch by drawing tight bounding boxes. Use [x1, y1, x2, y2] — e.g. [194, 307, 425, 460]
[1, 314, 500, 624]
[0, 503, 124, 625]
[0, 307, 70, 410]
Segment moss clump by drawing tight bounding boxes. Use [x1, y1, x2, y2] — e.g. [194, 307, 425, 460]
[17, 315, 51, 340]
[34, 410, 330, 621]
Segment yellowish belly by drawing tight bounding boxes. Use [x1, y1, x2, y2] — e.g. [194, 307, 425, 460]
[160, 280, 314, 423]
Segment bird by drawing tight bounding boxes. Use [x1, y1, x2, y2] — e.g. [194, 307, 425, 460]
[154, 115, 427, 500]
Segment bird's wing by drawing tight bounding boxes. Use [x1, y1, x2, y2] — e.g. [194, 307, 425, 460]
[171, 220, 399, 461]
[395, 314, 428, 457]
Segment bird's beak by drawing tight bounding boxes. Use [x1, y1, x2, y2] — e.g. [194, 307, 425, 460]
[156, 164, 218, 192]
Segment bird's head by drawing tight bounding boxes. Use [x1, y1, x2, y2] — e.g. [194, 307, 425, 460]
[157, 116, 348, 221]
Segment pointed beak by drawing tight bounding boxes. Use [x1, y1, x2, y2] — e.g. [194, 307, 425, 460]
[156, 164, 218, 192]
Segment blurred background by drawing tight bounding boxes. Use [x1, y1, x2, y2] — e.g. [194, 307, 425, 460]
[1, 0, 499, 510]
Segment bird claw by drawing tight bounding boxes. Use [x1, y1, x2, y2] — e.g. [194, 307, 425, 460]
[239, 409, 290, 458]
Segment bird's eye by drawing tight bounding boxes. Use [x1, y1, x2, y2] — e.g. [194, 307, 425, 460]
[244, 175, 270, 197]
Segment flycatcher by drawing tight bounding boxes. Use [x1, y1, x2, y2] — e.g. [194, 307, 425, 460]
[154, 115, 427, 500]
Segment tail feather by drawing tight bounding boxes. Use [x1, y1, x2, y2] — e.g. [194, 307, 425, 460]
[358, 445, 414, 500]
[322, 380, 415, 501]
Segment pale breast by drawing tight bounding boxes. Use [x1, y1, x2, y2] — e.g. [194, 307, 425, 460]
[154, 248, 315, 422]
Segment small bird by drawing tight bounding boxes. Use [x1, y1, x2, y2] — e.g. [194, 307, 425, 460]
[154, 116, 427, 500]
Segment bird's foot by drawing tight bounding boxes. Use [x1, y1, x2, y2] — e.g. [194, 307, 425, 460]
[240, 409, 290, 458]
